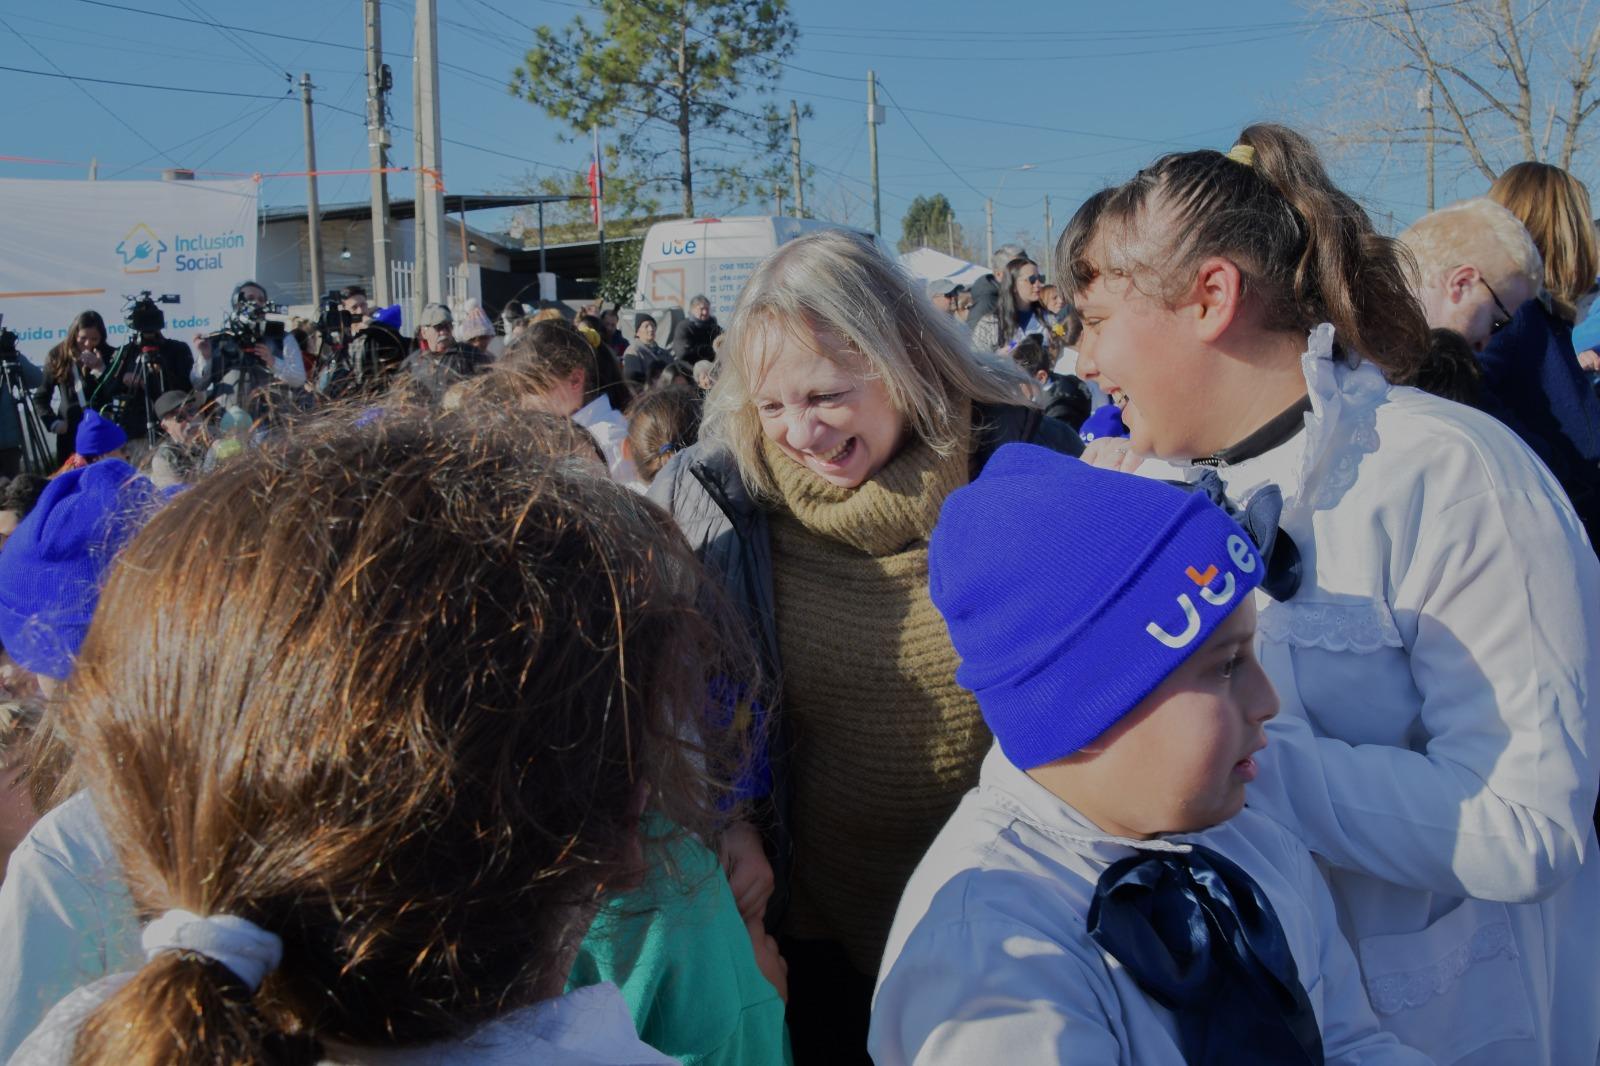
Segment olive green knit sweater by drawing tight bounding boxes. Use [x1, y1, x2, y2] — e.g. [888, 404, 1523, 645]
[761, 417, 990, 976]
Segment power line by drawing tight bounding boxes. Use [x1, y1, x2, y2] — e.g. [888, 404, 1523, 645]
[798, 0, 1472, 40]
[0, 18, 186, 167]
[0, 63, 292, 101]
[174, 0, 290, 83]
[112, 97, 288, 177]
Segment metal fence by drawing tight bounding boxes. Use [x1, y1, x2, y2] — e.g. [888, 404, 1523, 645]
[389, 261, 468, 334]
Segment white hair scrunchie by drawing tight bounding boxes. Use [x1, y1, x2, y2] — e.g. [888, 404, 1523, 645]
[141, 909, 284, 991]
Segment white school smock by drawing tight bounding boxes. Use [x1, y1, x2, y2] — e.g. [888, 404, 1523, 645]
[869, 745, 1432, 1066]
[12, 977, 671, 1066]
[573, 394, 638, 484]
[0, 791, 139, 1065]
[1168, 325, 1600, 1065]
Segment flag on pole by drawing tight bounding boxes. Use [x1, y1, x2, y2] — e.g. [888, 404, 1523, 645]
[586, 138, 604, 228]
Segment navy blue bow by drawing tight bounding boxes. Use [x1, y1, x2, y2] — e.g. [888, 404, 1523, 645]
[1088, 844, 1324, 1066]
[1170, 472, 1303, 602]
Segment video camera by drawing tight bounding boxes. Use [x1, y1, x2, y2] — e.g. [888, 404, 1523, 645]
[319, 290, 354, 336]
[219, 296, 282, 351]
[124, 291, 180, 334]
[0, 314, 17, 364]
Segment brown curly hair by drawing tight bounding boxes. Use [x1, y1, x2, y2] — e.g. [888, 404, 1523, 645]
[60, 408, 755, 1064]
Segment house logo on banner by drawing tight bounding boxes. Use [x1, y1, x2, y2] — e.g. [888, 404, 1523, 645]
[116, 223, 167, 274]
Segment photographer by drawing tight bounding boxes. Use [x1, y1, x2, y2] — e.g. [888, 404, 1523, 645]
[191, 280, 308, 396]
[338, 286, 406, 391]
[109, 297, 194, 442]
[32, 311, 118, 469]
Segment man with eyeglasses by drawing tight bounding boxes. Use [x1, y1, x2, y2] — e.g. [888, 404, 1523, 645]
[1399, 198, 1540, 353]
[1401, 197, 1600, 549]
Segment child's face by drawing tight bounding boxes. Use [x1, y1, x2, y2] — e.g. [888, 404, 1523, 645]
[1071, 255, 1224, 460]
[1031, 599, 1278, 839]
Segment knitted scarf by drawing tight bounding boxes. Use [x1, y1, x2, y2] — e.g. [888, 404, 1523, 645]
[761, 410, 990, 974]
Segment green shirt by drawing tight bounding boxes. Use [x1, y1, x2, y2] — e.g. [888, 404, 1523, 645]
[568, 828, 792, 1066]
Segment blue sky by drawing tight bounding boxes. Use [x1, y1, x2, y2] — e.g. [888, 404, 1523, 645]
[0, 0, 1464, 257]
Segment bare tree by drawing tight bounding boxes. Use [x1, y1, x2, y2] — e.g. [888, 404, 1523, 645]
[1305, 0, 1600, 208]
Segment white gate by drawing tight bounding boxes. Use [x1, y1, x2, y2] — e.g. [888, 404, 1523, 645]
[389, 261, 469, 334]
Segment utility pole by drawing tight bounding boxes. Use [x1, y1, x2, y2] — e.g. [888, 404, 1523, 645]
[1418, 81, 1436, 212]
[867, 70, 883, 236]
[412, 45, 427, 322]
[415, 0, 446, 307]
[300, 73, 325, 306]
[593, 125, 605, 298]
[985, 198, 994, 268]
[88, 157, 98, 181]
[947, 213, 954, 256]
[1043, 195, 1052, 264]
[775, 186, 784, 217]
[364, 0, 392, 305]
[790, 99, 804, 218]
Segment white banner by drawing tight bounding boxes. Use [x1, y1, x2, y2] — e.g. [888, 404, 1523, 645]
[0, 177, 257, 359]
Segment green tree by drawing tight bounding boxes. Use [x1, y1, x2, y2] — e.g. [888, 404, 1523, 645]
[898, 194, 975, 258]
[512, 0, 801, 218]
[599, 237, 645, 308]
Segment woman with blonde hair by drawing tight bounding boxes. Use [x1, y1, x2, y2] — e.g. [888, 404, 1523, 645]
[1488, 161, 1599, 324]
[651, 228, 1080, 1062]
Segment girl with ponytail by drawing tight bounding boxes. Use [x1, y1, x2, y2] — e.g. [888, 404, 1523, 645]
[9, 411, 749, 1066]
[1058, 124, 1600, 1064]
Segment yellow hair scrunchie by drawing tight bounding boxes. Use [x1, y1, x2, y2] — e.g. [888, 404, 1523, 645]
[1224, 144, 1256, 168]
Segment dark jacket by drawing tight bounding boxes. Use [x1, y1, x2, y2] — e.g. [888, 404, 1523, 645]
[109, 336, 194, 439]
[668, 316, 723, 362]
[1040, 372, 1093, 431]
[622, 341, 673, 391]
[33, 346, 117, 467]
[1475, 299, 1600, 547]
[648, 402, 1082, 927]
[400, 346, 490, 402]
[966, 274, 999, 335]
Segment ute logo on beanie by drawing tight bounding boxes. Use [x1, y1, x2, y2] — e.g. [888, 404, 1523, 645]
[1145, 534, 1258, 650]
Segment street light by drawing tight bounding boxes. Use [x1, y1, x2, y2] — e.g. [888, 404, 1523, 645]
[987, 163, 1035, 267]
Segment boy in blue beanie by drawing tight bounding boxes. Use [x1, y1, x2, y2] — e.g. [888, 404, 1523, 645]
[73, 411, 128, 464]
[869, 444, 1428, 1066]
[0, 460, 151, 689]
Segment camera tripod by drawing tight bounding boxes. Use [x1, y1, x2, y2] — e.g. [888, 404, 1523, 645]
[0, 355, 53, 476]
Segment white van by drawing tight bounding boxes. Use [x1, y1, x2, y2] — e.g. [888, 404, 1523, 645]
[632, 215, 881, 324]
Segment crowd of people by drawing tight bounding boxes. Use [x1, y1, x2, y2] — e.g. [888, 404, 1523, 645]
[0, 121, 1597, 1066]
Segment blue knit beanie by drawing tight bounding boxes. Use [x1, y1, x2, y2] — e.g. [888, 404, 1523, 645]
[75, 410, 127, 458]
[0, 460, 153, 679]
[929, 444, 1265, 770]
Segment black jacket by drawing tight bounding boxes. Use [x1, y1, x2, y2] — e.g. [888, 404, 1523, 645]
[33, 345, 117, 466]
[649, 402, 1082, 928]
[109, 336, 194, 437]
[622, 341, 673, 390]
[1040, 372, 1093, 431]
[668, 316, 723, 362]
[1475, 299, 1600, 548]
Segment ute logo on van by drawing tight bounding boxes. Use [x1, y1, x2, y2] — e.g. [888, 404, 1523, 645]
[661, 239, 698, 256]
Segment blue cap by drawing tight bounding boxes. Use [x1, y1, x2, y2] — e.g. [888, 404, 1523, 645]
[373, 304, 403, 329]
[1078, 404, 1129, 443]
[75, 410, 128, 458]
[929, 444, 1264, 769]
[0, 461, 154, 679]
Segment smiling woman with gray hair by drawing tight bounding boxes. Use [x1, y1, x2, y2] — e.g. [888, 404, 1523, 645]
[650, 228, 1080, 1062]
